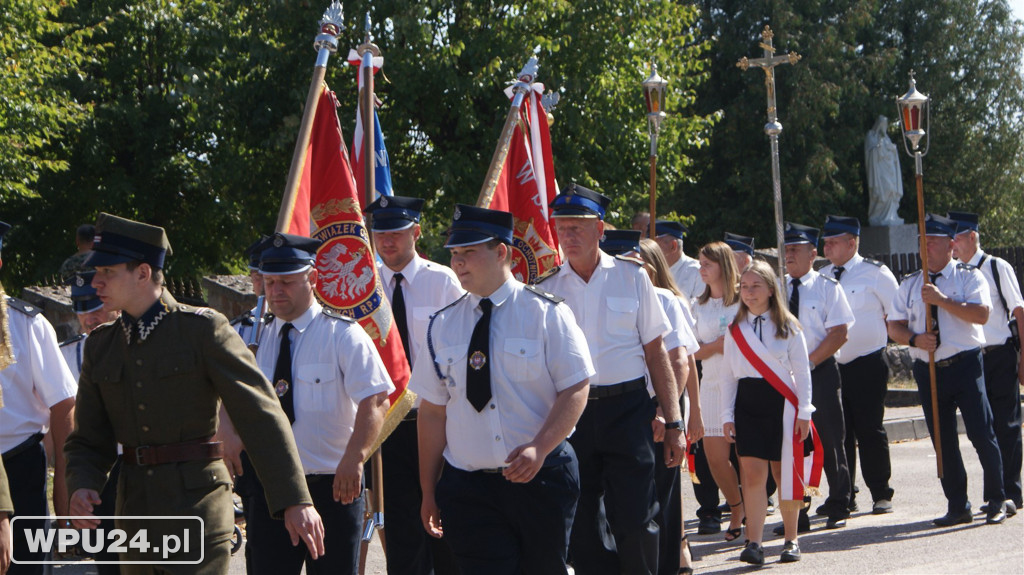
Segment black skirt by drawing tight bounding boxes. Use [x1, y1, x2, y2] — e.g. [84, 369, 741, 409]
[734, 377, 785, 461]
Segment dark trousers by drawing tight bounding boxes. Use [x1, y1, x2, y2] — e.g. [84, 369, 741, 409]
[653, 397, 683, 575]
[914, 350, 1006, 513]
[689, 441, 721, 520]
[3, 440, 47, 575]
[436, 444, 579, 575]
[810, 358, 852, 516]
[839, 350, 894, 503]
[240, 456, 364, 575]
[569, 388, 659, 575]
[689, 362, 722, 521]
[982, 342, 1023, 506]
[380, 417, 459, 575]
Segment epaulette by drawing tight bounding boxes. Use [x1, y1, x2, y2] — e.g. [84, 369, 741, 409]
[821, 274, 839, 284]
[614, 254, 644, 266]
[903, 269, 923, 281]
[229, 310, 255, 327]
[323, 308, 356, 322]
[864, 258, 884, 267]
[956, 262, 977, 272]
[5, 297, 41, 317]
[59, 333, 86, 348]
[532, 265, 561, 285]
[177, 303, 215, 318]
[524, 284, 564, 304]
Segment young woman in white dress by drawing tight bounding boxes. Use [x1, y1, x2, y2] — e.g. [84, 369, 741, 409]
[691, 241, 744, 541]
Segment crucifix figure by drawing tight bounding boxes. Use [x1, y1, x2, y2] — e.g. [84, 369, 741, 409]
[737, 25, 801, 279]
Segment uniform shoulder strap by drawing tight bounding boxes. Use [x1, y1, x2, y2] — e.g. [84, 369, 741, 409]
[614, 254, 644, 266]
[322, 308, 356, 323]
[532, 265, 561, 285]
[5, 297, 41, 317]
[524, 284, 564, 304]
[60, 333, 86, 348]
[863, 257, 884, 267]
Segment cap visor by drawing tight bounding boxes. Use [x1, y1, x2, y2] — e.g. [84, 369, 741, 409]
[371, 219, 416, 232]
[84, 250, 135, 268]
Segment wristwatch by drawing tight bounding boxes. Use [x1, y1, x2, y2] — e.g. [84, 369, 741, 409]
[909, 334, 918, 348]
[664, 420, 684, 430]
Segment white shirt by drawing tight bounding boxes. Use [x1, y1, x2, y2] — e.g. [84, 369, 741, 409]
[0, 299, 78, 452]
[890, 259, 991, 362]
[539, 252, 670, 386]
[966, 249, 1024, 345]
[722, 314, 814, 423]
[692, 296, 742, 386]
[670, 254, 706, 302]
[379, 255, 464, 368]
[819, 254, 899, 362]
[60, 333, 87, 382]
[255, 301, 394, 474]
[408, 278, 595, 471]
[785, 270, 855, 361]
[655, 288, 700, 356]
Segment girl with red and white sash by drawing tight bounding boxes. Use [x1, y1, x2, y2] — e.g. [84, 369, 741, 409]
[722, 260, 818, 565]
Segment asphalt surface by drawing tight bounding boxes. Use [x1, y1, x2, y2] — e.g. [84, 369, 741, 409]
[41, 403, 1024, 574]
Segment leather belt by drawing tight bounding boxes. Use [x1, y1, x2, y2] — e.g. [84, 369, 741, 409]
[1, 432, 45, 462]
[916, 348, 980, 369]
[122, 439, 223, 466]
[983, 339, 1012, 354]
[588, 377, 646, 400]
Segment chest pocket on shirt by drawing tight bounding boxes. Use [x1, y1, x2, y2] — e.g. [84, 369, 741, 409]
[434, 345, 468, 399]
[412, 307, 434, 341]
[802, 297, 823, 318]
[606, 297, 639, 335]
[93, 363, 125, 414]
[845, 284, 870, 310]
[294, 363, 338, 412]
[503, 338, 543, 382]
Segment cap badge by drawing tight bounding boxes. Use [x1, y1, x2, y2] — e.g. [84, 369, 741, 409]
[454, 207, 462, 220]
[273, 236, 284, 248]
[380, 196, 388, 207]
[75, 276, 85, 287]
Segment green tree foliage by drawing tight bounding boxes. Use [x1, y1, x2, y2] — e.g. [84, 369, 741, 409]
[688, 0, 1024, 253]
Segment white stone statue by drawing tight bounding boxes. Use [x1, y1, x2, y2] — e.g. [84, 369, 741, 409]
[865, 115, 904, 226]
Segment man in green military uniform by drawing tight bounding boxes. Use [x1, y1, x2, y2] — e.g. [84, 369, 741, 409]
[65, 213, 324, 574]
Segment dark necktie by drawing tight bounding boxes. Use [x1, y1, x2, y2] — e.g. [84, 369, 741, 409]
[392, 273, 411, 363]
[929, 272, 942, 344]
[833, 266, 845, 282]
[466, 298, 493, 412]
[273, 323, 295, 424]
[753, 315, 765, 341]
[789, 278, 801, 319]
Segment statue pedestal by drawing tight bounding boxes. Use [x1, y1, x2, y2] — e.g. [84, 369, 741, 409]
[861, 224, 919, 256]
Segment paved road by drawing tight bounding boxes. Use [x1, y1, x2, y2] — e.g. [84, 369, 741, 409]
[44, 418, 1024, 574]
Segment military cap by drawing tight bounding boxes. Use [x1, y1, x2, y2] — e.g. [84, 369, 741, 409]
[549, 183, 610, 219]
[244, 235, 270, 270]
[67, 271, 103, 314]
[784, 222, 820, 246]
[0, 221, 9, 253]
[600, 230, 643, 256]
[822, 215, 861, 238]
[654, 220, 687, 240]
[924, 213, 958, 238]
[946, 211, 979, 235]
[364, 195, 425, 232]
[85, 213, 172, 269]
[445, 204, 514, 248]
[259, 233, 322, 275]
[724, 232, 755, 255]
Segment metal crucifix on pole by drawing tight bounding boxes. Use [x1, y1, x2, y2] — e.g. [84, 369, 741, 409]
[737, 25, 802, 279]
